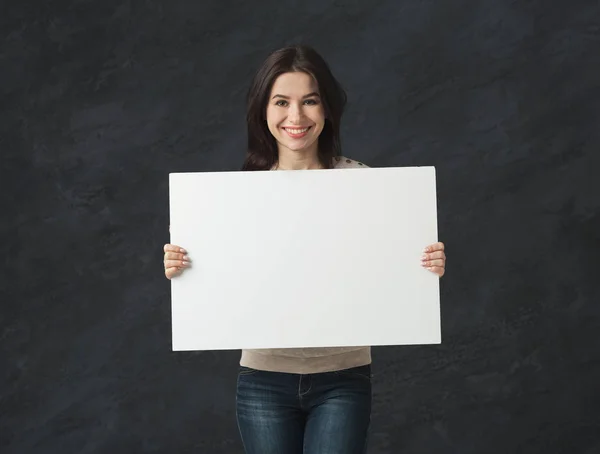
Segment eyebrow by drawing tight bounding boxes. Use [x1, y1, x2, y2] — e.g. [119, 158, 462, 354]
[271, 92, 320, 100]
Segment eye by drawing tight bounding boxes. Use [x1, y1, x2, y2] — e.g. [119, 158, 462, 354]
[275, 100, 288, 107]
[304, 99, 319, 105]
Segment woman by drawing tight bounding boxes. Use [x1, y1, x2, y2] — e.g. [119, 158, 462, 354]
[163, 45, 446, 454]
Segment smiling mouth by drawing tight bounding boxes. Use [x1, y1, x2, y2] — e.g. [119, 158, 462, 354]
[282, 126, 311, 137]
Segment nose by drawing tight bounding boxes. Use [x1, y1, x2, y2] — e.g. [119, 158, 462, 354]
[287, 103, 303, 124]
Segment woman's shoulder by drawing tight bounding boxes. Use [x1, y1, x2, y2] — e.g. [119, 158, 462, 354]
[332, 156, 369, 169]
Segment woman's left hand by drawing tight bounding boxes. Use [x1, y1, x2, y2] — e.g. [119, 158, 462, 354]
[421, 242, 446, 277]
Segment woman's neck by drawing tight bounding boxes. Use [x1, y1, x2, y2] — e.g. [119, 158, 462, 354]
[274, 148, 322, 170]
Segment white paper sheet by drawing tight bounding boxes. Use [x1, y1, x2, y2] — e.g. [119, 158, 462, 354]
[169, 166, 441, 351]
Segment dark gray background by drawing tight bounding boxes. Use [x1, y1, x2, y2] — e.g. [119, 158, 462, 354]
[2, 0, 599, 453]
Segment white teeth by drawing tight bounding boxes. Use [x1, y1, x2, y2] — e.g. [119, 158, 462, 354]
[285, 127, 309, 134]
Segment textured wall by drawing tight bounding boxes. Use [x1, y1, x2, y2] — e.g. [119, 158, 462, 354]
[2, 0, 599, 453]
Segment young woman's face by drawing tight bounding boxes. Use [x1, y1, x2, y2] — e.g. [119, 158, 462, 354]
[266, 71, 325, 155]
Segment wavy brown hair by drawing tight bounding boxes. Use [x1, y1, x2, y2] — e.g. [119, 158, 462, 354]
[241, 45, 347, 171]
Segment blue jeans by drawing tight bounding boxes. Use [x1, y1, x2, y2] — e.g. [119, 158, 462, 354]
[236, 364, 372, 454]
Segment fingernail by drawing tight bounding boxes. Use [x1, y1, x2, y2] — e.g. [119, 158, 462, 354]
[180, 248, 187, 253]
[182, 261, 189, 266]
[183, 255, 190, 261]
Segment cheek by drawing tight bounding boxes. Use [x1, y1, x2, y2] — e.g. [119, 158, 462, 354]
[265, 108, 281, 134]
[265, 107, 275, 126]
[313, 112, 325, 133]
[312, 108, 325, 127]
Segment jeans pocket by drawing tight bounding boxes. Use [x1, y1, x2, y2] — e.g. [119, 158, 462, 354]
[333, 364, 372, 381]
[238, 366, 259, 376]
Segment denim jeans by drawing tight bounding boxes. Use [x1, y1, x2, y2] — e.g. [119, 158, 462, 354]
[236, 364, 372, 454]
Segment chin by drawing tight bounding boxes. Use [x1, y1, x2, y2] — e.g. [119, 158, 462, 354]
[284, 141, 317, 153]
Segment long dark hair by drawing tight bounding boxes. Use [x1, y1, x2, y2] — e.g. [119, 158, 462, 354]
[242, 45, 347, 171]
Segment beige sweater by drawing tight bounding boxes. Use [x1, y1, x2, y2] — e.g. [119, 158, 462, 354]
[239, 156, 372, 374]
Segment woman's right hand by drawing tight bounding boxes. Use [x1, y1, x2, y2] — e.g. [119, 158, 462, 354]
[163, 243, 191, 279]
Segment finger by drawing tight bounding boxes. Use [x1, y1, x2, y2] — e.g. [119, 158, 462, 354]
[164, 243, 187, 254]
[164, 259, 190, 269]
[423, 242, 444, 253]
[425, 266, 445, 277]
[163, 259, 190, 268]
[165, 266, 183, 279]
[164, 252, 181, 261]
[422, 251, 446, 261]
[164, 251, 190, 261]
[422, 259, 445, 268]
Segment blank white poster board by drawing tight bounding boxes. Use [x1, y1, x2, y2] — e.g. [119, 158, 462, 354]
[169, 166, 441, 351]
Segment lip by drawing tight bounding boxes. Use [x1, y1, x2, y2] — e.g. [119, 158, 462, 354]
[282, 126, 312, 138]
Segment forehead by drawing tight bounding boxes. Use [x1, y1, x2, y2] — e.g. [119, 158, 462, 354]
[270, 71, 319, 96]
